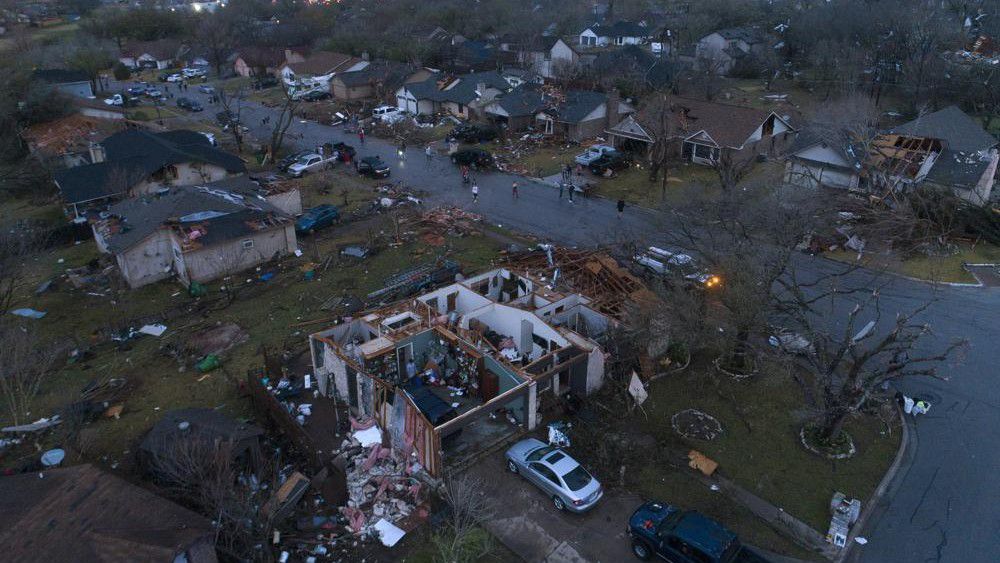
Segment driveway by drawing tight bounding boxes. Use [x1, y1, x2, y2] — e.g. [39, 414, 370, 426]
[109, 79, 1000, 562]
[466, 450, 639, 563]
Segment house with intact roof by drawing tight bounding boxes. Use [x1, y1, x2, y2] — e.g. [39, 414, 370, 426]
[119, 39, 185, 70]
[579, 21, 653, 47]
[92, 184, 297, 288]
[518, 36, 580, 79]
[606, 97, 795, 165]
[485, 85, 634, 142]
[278, 51, 368, 93]
[695, 27, 765, 75]
[330, 61, 413, 102]
[53, 129, 247, 217]
[0, 464, 217, 563]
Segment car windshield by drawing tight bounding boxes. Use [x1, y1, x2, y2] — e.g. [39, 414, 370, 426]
[561, 465, 592, 491]
[297, 156, 315, 164]
[526, 446, 555, 462]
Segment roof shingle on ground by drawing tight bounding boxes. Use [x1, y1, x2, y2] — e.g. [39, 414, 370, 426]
[100, 184, 288, 253]
[54, 129, 246, 205]
[0, 464, 216, 563]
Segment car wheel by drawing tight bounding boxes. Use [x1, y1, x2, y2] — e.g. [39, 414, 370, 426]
[507, 460, 518, 474]
[553, 496, 566, 511]
[631, 540, 652, 560]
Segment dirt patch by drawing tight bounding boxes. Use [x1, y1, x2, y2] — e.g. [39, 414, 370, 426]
[192, 322, 249, 357]
[672, 409, 724, 441]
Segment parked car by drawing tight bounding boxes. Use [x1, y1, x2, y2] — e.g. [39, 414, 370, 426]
[448, 123, 498, 143]
[633, 247, 720, 290]
[144, 88, 163, 98]
[277, 150, 312, 172]
[505, 438, 603, 513]
[295, 205, 340, 234]
[182, 67, 206, 78]
[768, 327, 814, 356]
[176, 97, 203, 112]
[301, 90, 331, 102]
[451, 148, 493, 168]
[372, 105, 404, 124]
[357, 156, 391, 178]
[198, 84, 215, 95]
[588, 150, 630, 175]
[104, 94, 124, 106]
[574, 144, 616, 166]
[332, 142, 356, 162]
[287, 153, 335, 177]
[165, 73, 184, 83]
[627, 501, 772, 562]
[127, 85, 147, 96]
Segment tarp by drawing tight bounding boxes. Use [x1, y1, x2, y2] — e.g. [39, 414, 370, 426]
[10, 308, 46, 319]
[354, 425, 382, 448]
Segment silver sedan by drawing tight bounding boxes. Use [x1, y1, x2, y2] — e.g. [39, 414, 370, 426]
[505, 438, 603, 513]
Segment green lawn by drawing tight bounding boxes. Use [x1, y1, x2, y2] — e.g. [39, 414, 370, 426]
[636, 364, 900, 532]
[2, 206, 507, 469]
[828, 242, 1000, 284]
[507, 144, 575, 178]
[591, 164, 720, 208]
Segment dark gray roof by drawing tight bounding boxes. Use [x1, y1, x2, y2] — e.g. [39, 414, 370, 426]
[54, 129, 246, 205]
[404, 71, 511, 105]
[493, 84, 546, 117]
[925, 148, 993, 189]
[140, 408, 263, 458]
[584, 21, 650, 38]
[592, 45, 675, 88]
[887, 106, 997, 153]
[714, 27, 762, 43]
[540, 90, 608, 123]
[33, 68, 90, 84]
[101, 185, 286, 253]
[789, 129, 862, 170]
[335, 61, 411, 88]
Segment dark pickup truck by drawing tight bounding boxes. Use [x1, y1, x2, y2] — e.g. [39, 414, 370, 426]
[627, 502, 771, 563]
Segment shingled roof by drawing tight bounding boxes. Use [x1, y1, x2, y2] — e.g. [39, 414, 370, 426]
[0, 464, 217, 563]
[670, 98, 777, 148]
[53, 129, 246, 205]
[32, 68, 90, 84]
[887, 105, 997, 153]
[285, 51, 363, 76]
[404, 71, 511, 105]
[98, 184, 288, 253]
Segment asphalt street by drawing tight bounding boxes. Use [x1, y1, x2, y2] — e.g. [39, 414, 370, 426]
[123, 80, 1000, 562]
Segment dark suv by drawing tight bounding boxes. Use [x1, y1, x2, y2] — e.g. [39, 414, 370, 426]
[176, 97, 203, 112]
[588, 150, 629, 175]
[358, 156, 391, 178]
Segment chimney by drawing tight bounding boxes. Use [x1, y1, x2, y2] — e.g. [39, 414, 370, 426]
[606, 88, 622, 130]
[89, 142, 106, 164]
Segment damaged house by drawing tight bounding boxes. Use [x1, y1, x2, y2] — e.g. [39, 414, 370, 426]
[484, 84, 634, 142]
[308, 264, 621, 477]
[785, 106, 998, 205]
[395, 71, 512, 119]
[53, 129, 246, 217]
[92, 185, 297, 288]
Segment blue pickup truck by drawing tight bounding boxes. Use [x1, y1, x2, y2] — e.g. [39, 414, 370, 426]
[627, 502, 772, 563]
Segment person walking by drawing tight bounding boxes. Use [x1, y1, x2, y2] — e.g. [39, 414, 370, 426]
[558, 182, 564, 199]
[398, 140, 407, 160]
[471, 182, 479, 202]
[359, 128, 365, 145]
[512, 181, 519, 199]
[617, 199, 625, 219]
[425, 144, 433, 163]
[568, 183, 574, 203]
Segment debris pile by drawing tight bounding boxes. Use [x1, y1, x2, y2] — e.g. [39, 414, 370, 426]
[411, 206, 483, 242]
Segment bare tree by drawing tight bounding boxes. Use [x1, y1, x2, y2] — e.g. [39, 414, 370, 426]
[269, 86, 300, 160]
[774, 284, 968, 445]
[218, 86, 247, 153]
[145, 434, 277, 561]
[433, 474, 496, 563]
[639, 93, 680, 197]
[0, 323, 65, 426]
[0, 228, 42, 317]
[711, 146, 758, 193]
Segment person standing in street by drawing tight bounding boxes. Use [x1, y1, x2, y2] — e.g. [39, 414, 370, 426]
[512, 181, 519, 199]
[472, 182, 479, 202]
[558, 182, 564, 199]
[617, 199, 625, 218]
[568, 184, 574, 203]
[425, 144, 433, 163]
[359, 128, 365, 145]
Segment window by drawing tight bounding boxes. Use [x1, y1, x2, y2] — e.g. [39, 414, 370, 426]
[545, 452, 566, 464]
[532, 333, 548, 350]
[530, 463, 561, 485]
[526, 446, 555, 462]
[562, 465, 592, 491]
[241, 239, 254, 249]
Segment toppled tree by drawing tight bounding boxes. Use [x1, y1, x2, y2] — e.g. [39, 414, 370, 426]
[433, 474, 497, 563]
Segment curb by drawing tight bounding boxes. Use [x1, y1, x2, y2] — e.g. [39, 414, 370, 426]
[812, 254, 984, 288]
[837, 402, 914, 563]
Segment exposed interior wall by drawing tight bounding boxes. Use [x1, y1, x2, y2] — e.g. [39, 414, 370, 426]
[183, 225, 295, 283]
[417, 283, 492, 315]
[462, 303, 568, 360]
[118, 230, 174, 288]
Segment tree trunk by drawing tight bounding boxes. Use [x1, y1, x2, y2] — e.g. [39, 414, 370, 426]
[820, 408, 850, 443]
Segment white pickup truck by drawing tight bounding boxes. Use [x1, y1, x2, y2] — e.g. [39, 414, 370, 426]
[287, 153, 336, 177]
[574, 144, 616, 165]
